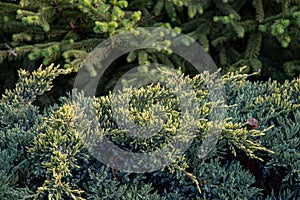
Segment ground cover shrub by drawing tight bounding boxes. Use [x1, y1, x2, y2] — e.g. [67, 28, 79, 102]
[0, 64, 299, 199]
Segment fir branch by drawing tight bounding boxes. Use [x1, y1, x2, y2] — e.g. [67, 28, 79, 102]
[253, 0, 265, 22]
[245, 32, 262, 61]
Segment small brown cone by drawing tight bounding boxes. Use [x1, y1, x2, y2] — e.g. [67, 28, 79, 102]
[247, 117, 258, 130]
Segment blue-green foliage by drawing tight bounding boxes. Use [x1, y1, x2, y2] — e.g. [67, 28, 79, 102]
[0, 65, 299, 199]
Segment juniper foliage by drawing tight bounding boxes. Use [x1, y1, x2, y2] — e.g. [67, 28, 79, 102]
[0, 65, 299, 199]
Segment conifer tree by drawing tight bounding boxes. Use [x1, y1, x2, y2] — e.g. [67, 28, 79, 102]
[127, 0, 300, 81]
[0, 0, 141, 96]
[1, 0, 299, 99]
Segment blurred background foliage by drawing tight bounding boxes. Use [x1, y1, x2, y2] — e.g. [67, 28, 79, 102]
[0, 0, 299, 107]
